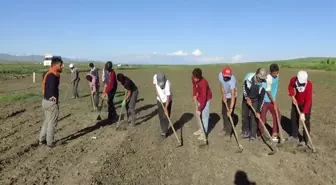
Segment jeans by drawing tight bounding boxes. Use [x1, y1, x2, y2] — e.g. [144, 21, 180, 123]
[198, 100, 211, 135]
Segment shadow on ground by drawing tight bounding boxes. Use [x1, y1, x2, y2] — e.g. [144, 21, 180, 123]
[118, 103, 156, 122]
[167, 113, 193, 136]
[58, 113, 71, 122]
[56, 118, 117, 145]
[234, 170, 257, 185]
[207, 113, 221, 134]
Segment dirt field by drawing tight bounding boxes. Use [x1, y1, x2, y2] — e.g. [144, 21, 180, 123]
[0, 65, 335, 185]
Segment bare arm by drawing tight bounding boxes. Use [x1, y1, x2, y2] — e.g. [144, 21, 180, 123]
[230, 88, 235, 109]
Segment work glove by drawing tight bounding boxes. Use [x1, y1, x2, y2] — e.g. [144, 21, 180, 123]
[300, 113, 305, 122]
[121, 99, 126, 107]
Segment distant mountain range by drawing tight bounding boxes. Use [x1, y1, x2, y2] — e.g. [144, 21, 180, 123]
[0, 53, 91, 63]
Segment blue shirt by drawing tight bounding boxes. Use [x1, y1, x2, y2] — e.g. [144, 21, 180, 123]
[218, 72, 237, 98]
[263, 74, 279, 102]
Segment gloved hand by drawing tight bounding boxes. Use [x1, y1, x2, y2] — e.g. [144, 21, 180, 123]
[300, 113, 305, 122]
[121, 99, 126, 107]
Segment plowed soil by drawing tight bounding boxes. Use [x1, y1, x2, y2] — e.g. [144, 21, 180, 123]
[0, 66, 335, 185]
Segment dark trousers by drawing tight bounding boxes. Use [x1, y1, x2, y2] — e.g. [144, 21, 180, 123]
[73, 79, 80, 98]
[157, 100, 172, 134]
[221, 97, 237, 133]
[241, 99, 260, 138]
[107, 89, 117, 120]
[125, 89, 139, 123]
[93, 86, 100, 108]
[291, 104, 311, 143]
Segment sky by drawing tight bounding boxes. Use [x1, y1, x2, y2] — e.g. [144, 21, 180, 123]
[1, 0, 336, 64]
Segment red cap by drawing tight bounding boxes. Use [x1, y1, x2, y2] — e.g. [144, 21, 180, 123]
[222, 67, 232, 77]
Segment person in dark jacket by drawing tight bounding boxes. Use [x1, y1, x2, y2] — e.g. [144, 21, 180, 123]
[104, 61, 118, 120]
[39, 57, 64, 148]
[241, 68, 267, 141]
[116, 73, 139, 126]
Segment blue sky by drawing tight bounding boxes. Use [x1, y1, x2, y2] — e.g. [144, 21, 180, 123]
[1, 0, 336, 64]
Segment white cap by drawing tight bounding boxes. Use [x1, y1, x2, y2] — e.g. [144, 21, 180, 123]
[69, 63, 74, 68]
[297, 70, 308, 83]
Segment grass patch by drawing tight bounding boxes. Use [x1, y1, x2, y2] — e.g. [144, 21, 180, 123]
[0, 92, 41, 102]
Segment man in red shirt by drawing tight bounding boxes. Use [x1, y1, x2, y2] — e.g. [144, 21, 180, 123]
[104, 61, 118, 121]
[192, 68, 212, 141]
[288, 70, 313, 146]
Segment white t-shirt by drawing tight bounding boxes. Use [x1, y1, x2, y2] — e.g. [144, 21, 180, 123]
[153, 74, 172, 103]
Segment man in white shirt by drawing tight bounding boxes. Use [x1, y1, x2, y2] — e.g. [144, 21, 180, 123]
[153, 72, 172, 138]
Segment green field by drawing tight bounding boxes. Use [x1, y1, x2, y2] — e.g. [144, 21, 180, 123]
[0, 57, 335, 76]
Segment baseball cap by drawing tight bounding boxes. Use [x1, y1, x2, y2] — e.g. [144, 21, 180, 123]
[222, 67, 233, 77]
[297, 70, 308, 83]
[156, 72, 167, 88]
[69, 63, 74, 68]
[256, 68, 267, 80]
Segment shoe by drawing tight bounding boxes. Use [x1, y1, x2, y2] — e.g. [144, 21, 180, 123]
[194, 129, 202, 136]
[287, 136, 299, 142]
[198, 134, 206, 141]
[271, 136, 279, 143]
[46, 143, 55, 148]
[241, 132, 250, 139]
[160, 132, 167, 139]
[249, 137, 256, 141]
[298, 141, 306, 147]
[39, 140, 47, 146]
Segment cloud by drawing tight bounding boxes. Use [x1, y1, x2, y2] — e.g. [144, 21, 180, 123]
[232, 54, 243, 61]
[192, 49, 202, 56]
[195, 56, 225, 63]
[166, 50, 188, 56]
[108, 49, 240, 64]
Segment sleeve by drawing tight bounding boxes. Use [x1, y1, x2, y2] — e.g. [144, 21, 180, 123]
[105, 71, 115, 94]
[303, 82, 313, 114]
[164, 80, 171, 96]
[288, 76, 296, 96]
[153, 75, 156, 85]
[102, 70, 105, 82]
[243, 80, 250, 98]
[192, 76, 197, 96]
[230, 76, 236, 89]
[257, 88, 266, 113]
[197, 81, 207, 112]
[218, 72, 224, 84]
[265, 75, 272, 91]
